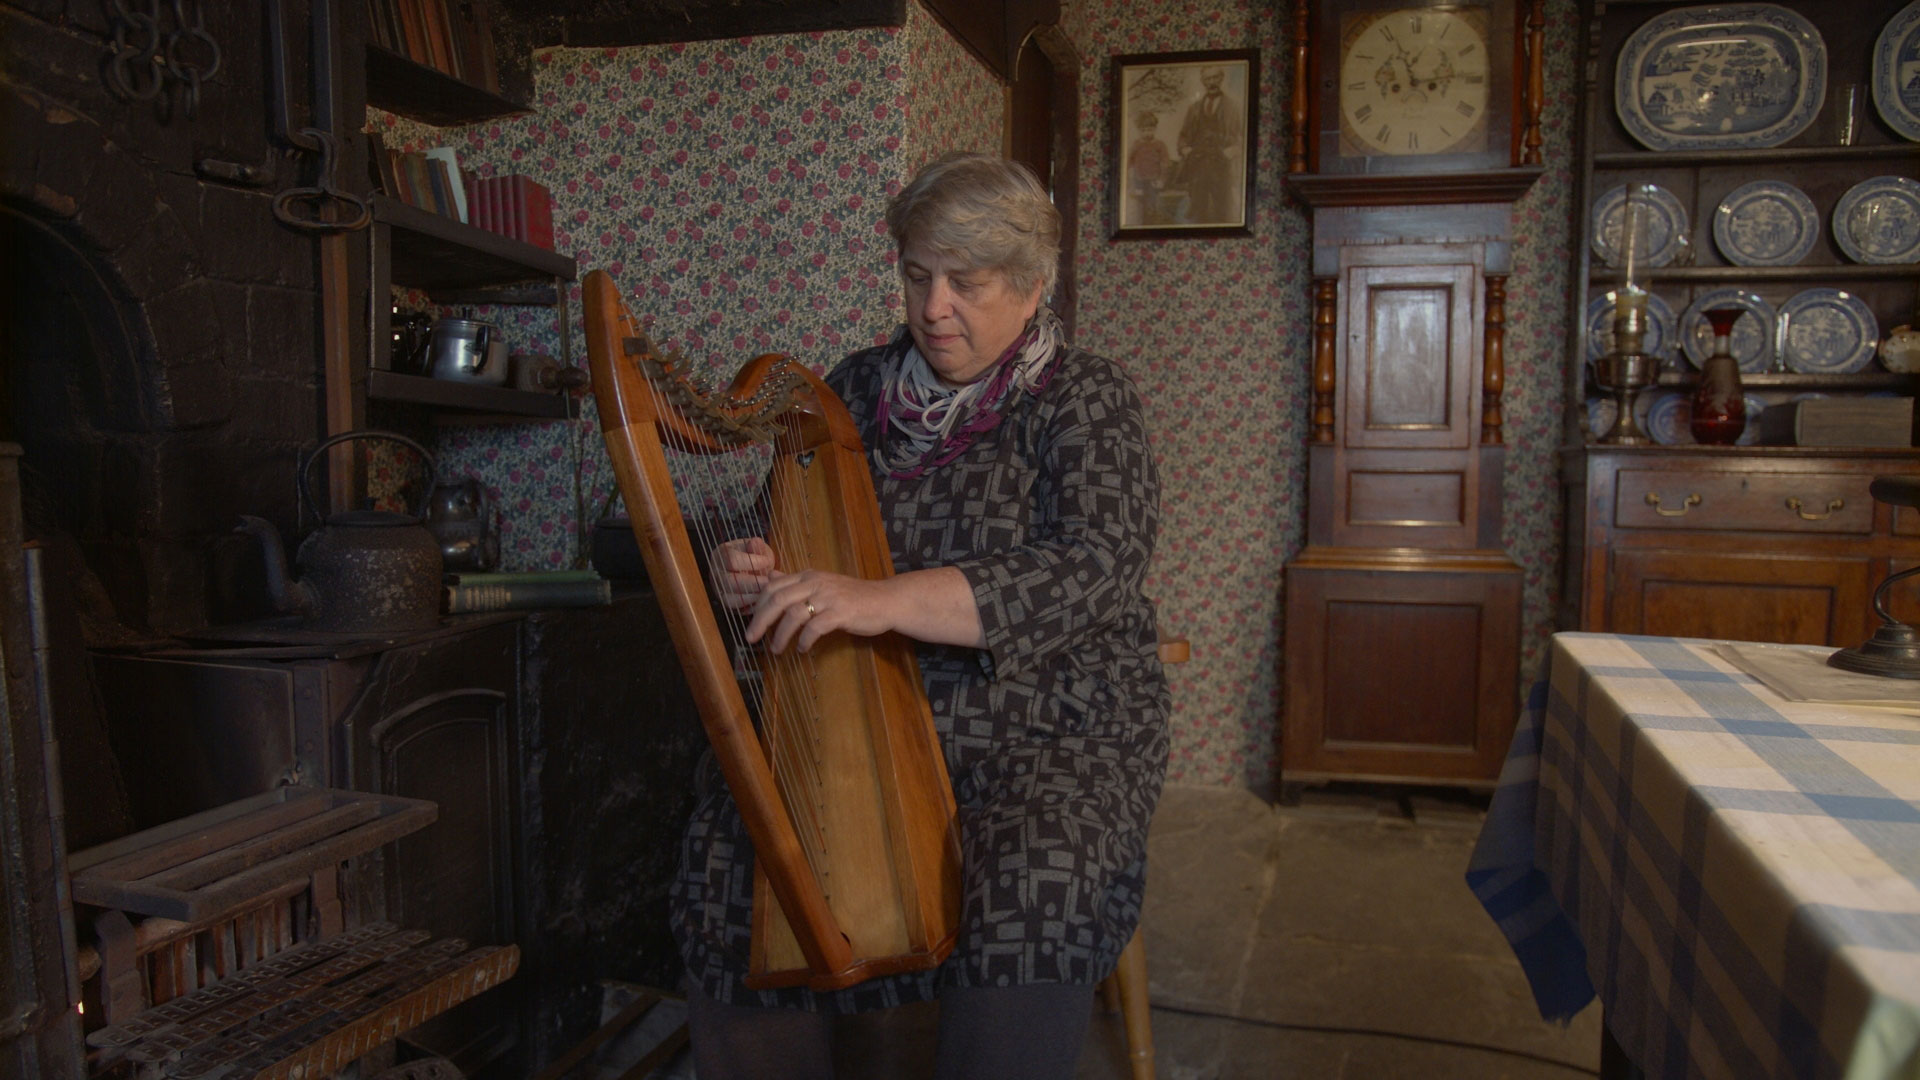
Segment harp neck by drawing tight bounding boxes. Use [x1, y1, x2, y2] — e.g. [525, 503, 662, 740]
[618, 336, 858, 457]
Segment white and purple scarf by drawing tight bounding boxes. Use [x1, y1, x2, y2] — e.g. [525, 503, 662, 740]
[873, 307, 1065, 480]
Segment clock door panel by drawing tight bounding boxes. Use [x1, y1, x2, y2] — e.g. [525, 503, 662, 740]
[1342, 263, 1475, 450]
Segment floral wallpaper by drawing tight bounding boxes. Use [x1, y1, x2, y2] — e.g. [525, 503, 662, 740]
[1501, 3, 1579, 718]
[902, 7, 1003, 169]
[1059, 0, 1578, 787]
[1059, 0, 1309, 788]
[374, 0, 1582, 790]
[374, 1, 1005, 567]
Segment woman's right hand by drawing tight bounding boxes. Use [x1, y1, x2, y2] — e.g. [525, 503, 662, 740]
[713, 537, 778, 610]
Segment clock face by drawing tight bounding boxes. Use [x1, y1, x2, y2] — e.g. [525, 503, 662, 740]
[1338, 6, 1492, 157]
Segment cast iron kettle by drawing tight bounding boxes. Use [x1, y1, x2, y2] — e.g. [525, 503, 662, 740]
[236, 431, 444, 634]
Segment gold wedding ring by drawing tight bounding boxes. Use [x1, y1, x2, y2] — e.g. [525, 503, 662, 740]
[805, 601, 818, 616]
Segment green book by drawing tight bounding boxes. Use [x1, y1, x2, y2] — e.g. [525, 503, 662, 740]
[445, 577, 612, 614]
[446, 569, 601, 586]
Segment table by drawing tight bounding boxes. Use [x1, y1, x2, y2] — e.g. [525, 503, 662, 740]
[1469, 633, 1920, 1080]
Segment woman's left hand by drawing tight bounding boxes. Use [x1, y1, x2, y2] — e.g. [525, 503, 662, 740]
[746, 569, 899, 654]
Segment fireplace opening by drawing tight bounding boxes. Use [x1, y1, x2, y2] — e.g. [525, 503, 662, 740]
[2, 200, 159, 638]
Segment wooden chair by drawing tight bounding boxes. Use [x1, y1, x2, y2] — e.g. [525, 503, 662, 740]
[1096, 632, 1190, 1080]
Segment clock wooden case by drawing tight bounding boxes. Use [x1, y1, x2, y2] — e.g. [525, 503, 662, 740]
[1278, 0, 1546, 791]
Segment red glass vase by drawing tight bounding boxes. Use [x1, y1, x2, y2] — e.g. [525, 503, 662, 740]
[1690, 306, 1746, 445]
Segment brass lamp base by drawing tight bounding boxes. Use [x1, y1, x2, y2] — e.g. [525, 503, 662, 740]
[1593, 351, 1660, 446]
[1829, 555, 1920, 679]
[1829, 621, 1920, 680]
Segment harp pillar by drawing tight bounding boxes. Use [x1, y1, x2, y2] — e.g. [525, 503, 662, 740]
[1278, 184, 1536, 789]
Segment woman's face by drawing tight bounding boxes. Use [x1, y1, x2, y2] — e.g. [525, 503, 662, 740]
[900, 240, 1043, 385]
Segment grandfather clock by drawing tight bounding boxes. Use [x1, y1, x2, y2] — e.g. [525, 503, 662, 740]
[1280, 0, 1546, 787]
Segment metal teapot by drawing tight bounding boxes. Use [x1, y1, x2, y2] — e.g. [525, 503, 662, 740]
[236, 431, 444, 634]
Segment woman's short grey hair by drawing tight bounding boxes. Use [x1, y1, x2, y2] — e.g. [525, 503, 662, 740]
[884, 153, 1061, 298]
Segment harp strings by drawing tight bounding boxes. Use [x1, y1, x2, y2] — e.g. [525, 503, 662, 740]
[643, 360, 834, 889]
[762, 415, 832, 887]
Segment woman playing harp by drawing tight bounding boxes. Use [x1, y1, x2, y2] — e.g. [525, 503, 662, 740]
[682, 153, 1170, 1080]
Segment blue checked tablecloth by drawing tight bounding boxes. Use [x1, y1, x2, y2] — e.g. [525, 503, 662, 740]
[1469, 633, 1920, 1080]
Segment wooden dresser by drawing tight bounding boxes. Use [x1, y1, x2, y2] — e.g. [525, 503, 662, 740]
[1562, 447, 1920, 645]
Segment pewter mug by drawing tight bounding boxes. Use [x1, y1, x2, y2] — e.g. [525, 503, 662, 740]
[429, 317, 508, 385]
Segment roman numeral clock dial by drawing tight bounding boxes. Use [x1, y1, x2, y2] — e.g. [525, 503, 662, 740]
[1338, 5, 1491, 157]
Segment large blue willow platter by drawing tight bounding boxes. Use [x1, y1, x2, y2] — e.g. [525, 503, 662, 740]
[1615, 4, 1827, 151]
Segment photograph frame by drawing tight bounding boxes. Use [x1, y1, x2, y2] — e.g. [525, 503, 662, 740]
[1109, 49, 1259, 240]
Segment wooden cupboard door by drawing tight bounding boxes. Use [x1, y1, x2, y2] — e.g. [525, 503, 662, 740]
[1282, 561, 1520, 784]
[1340, 262, 1477, 451]
[1608, 549, 1876, 647]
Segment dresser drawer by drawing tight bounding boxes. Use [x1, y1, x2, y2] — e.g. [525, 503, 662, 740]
[1614, 469, 1875, 534]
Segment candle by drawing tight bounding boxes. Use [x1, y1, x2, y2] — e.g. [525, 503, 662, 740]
[1620, 183, 1644, 290]
[1612, 284, 1649, 357]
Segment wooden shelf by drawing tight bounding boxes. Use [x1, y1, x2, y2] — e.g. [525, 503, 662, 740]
[368, 369, 572, 419]
[374, 195, 574, 294]
[365, 44, 528, 127]
[1593, 143, 1920, 169]
[1623, 265, 1920, 285]
[69, 787, 436, 922]
[1654, 372, 1920, 392]
[1285, 167, 1545, 208]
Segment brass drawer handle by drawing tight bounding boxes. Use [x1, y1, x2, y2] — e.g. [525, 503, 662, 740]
[1644, 492, 1702, 517]
[1785, 496, 1844, 521]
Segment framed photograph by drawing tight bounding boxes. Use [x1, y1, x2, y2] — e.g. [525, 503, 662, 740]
[1110, 49, 1259, 239]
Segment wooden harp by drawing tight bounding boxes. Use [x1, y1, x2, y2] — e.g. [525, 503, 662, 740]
[583, 270, 961, 991]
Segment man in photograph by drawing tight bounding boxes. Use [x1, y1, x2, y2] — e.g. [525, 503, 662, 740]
[1176, 66, 1243, 224]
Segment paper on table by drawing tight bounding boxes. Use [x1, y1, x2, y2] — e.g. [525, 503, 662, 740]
[1715, 642, 1920, 715]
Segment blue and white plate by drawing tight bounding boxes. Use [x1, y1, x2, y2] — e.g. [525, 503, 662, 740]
[1585, 394, 1660, 442]
[1738, 394, 1766, 446]
[1585, 289, 1677, 361]
[1646, 392, 1692, 445]
[1681, 288, 1776, 373]
[1615, 4, 1827, 151]
[1780, 288, 1880, 374]
[1591, 184, 1689, 269]
[1713, 180, 1819, 266]
[1833, 176, 1920, 265]
[1586, 396, 1618, 441]
[1873, 0, 1920, 141]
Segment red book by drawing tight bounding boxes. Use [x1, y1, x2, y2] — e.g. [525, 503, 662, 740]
[507, 174, 525, 243]
[468, 0, 501, 93]
[418, 0, 451, 73]
[396, 0, 431, 66]
[479, 176, 501, 234]
[524, 179, 553, 250]
[470, 176, 488, 233]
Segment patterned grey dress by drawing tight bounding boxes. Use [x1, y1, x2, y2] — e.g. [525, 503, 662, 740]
[670, 334, 1171, 1012]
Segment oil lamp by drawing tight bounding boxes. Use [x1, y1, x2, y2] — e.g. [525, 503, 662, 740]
[1593, 183, 1660, 445]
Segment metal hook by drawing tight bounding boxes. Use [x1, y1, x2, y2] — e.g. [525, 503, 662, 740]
[271, 129, 371, 234]
[104, 6, 165, 102]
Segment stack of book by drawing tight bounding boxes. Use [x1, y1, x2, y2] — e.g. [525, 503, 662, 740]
[366, 0, 500, 93]
[367, 139, 554, 250]
[445, 569, 612, 614]
[371, 140, 472, 222]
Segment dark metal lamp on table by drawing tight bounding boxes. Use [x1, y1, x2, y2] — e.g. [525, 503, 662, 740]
[1829, 477, 1920, 679]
